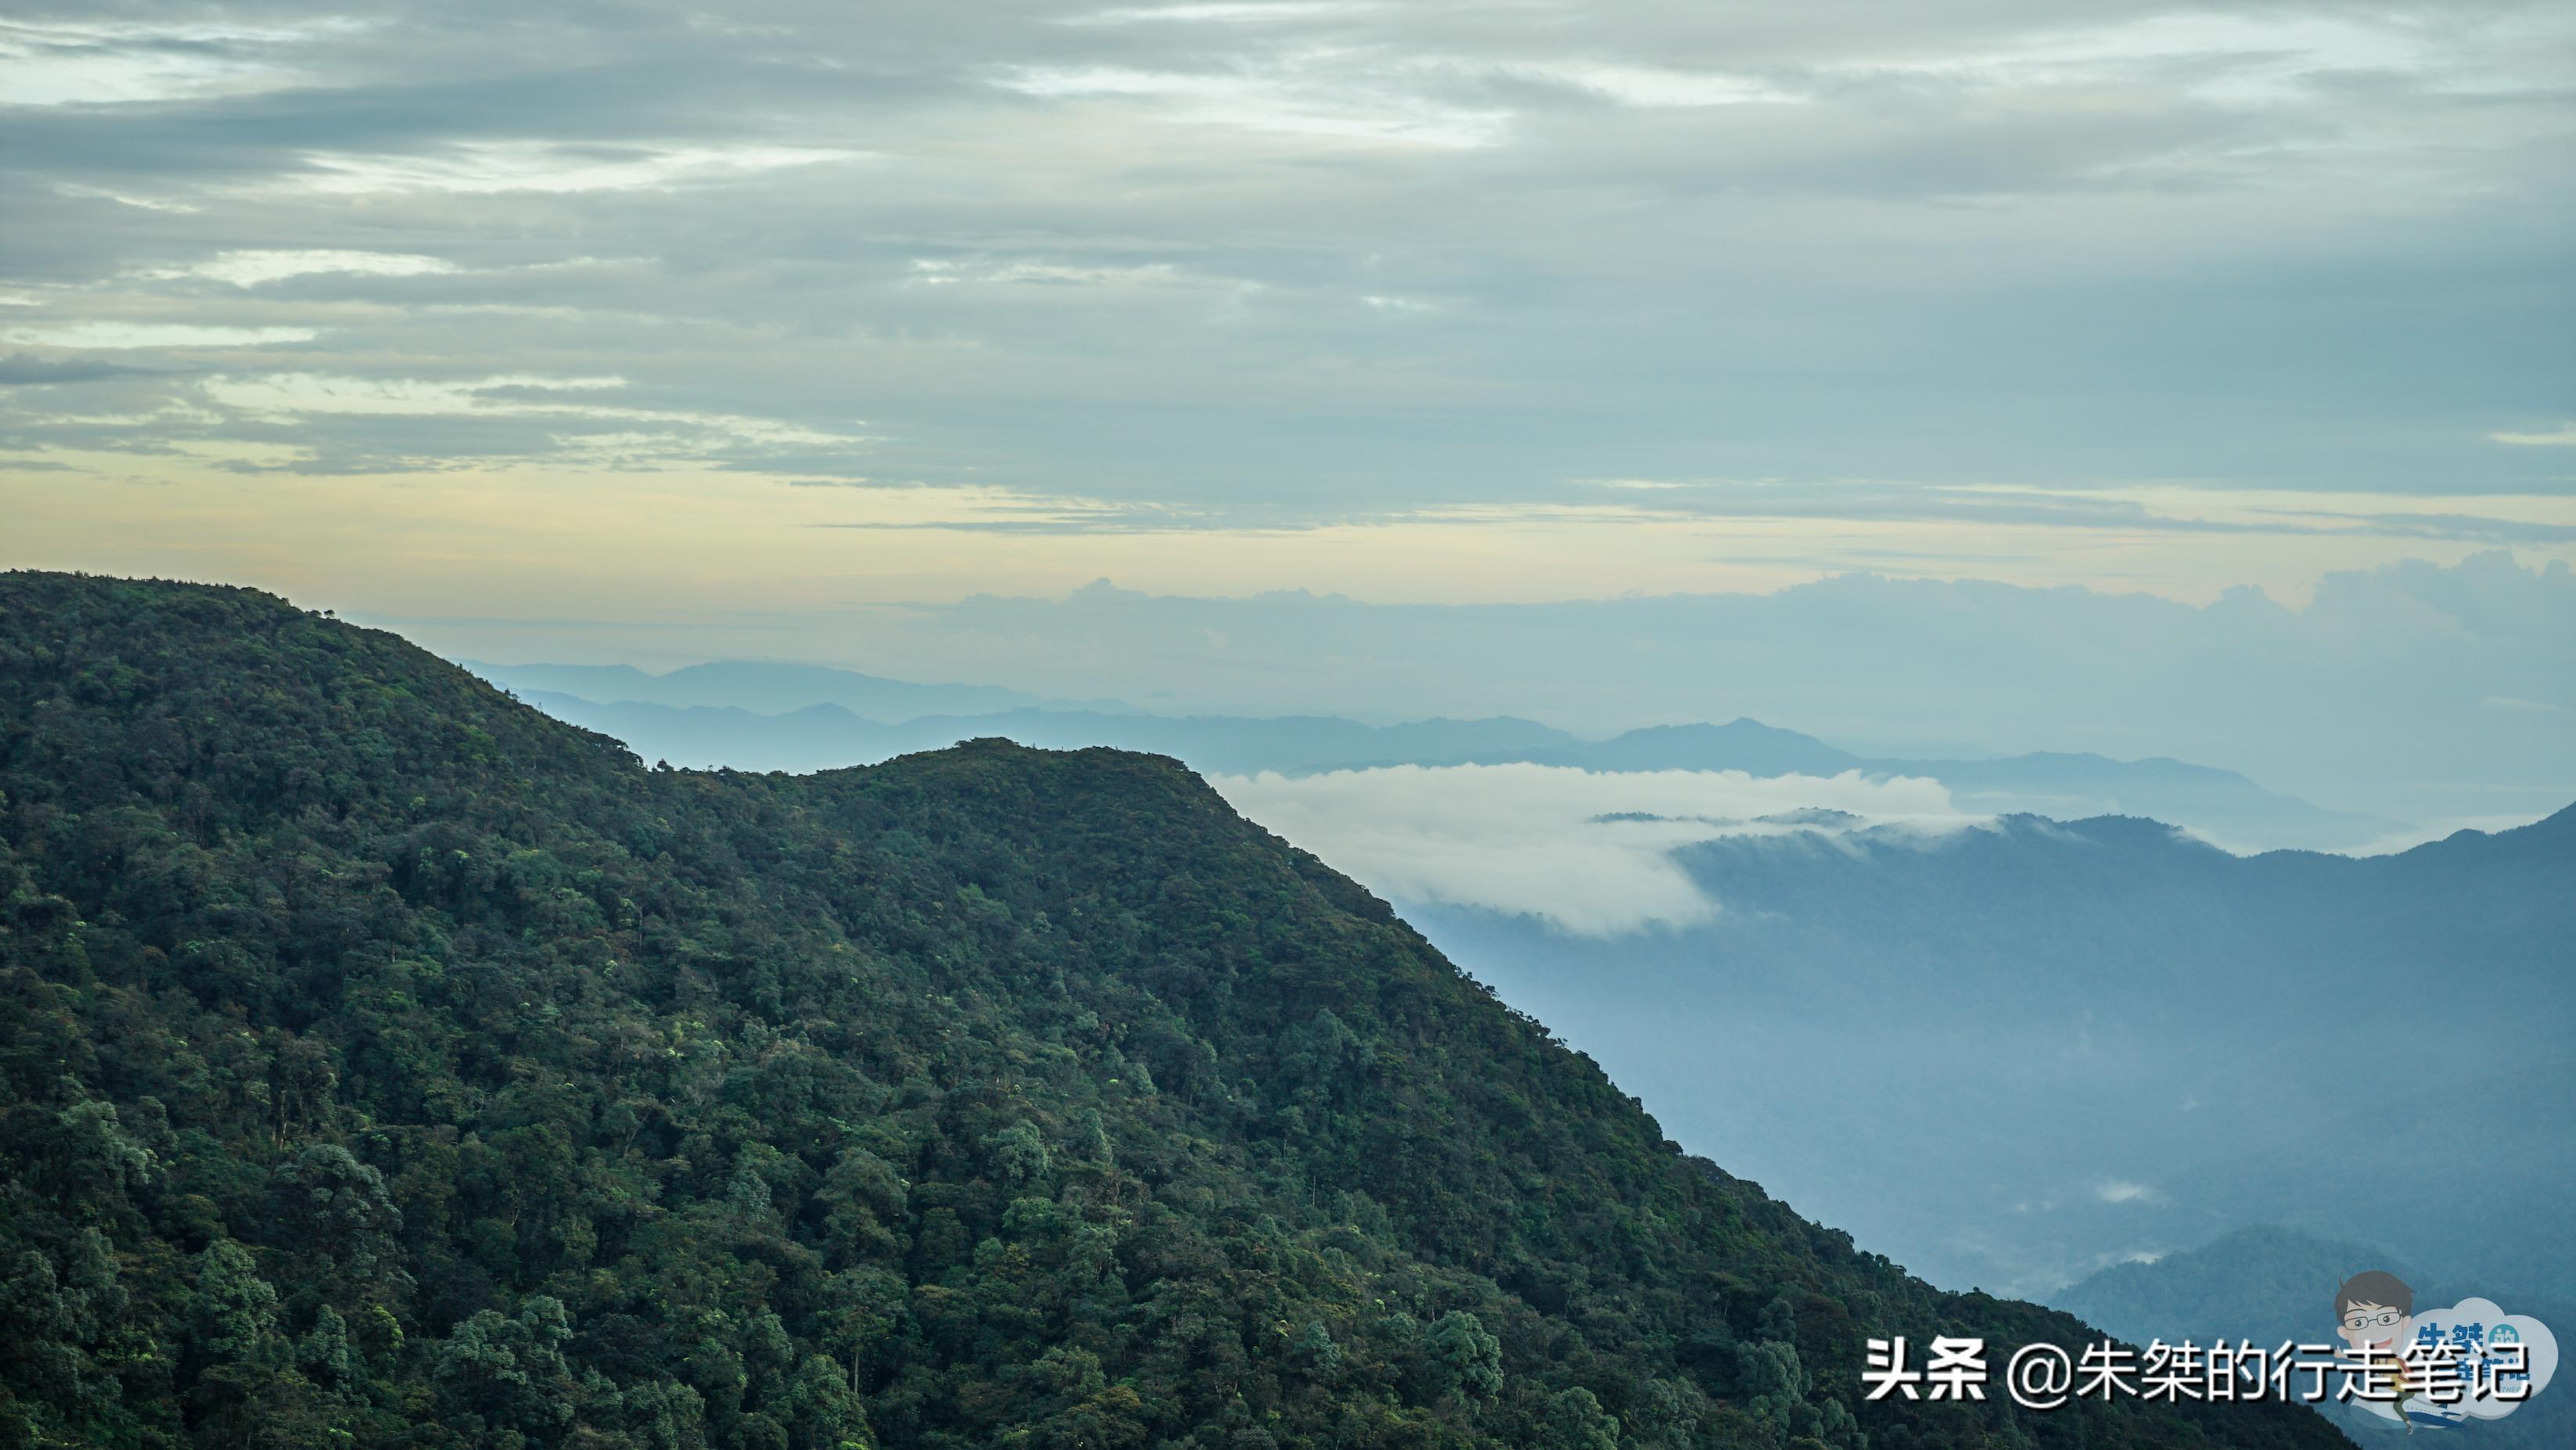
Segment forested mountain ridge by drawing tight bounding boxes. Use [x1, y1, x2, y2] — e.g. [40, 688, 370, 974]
[0, 573, 2343, 1450]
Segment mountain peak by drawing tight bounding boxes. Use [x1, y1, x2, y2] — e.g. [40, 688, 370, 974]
[0, 572, 2348, 1450]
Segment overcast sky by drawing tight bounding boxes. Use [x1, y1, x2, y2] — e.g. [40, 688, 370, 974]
[4, 0, 2572, 618]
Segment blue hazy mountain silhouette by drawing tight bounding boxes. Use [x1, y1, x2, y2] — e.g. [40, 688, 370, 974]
[1406, 806, 2576, 1305]
[471, 658, 2395, 849]
[2051, 1224, 2576, 1448]
[463, 659, 1059, 720]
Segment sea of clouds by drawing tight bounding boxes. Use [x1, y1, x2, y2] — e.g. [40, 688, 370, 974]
[1211, 762, 1974, 935]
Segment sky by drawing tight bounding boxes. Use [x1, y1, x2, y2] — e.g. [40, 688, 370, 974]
[3, 0, 2573, 622]
[6, 0, 2571, 1301]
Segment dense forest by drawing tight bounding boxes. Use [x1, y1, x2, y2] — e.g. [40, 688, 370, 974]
[0, 573, 2346, 1449]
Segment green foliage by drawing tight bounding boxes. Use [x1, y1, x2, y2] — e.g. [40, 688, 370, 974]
[1543, 1386, 1621, 1450]
[0, 572, 2346, 1450]
[1421, 1310, 1504, 1404]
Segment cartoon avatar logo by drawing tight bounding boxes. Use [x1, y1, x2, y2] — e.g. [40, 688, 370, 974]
[2333, 1273, 2559, 1432]
[2337, 1271, 2469, 1431]
[2338, 1271, 2415, 1358]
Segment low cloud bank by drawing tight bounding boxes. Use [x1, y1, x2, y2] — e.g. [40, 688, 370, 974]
[1209, 763, 1969, 935]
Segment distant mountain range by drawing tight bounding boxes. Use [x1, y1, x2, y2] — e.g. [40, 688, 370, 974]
[1405, 806, 2576, 1303]
[508, 693, 1583, 781]
[1515, 723, 2395, 851]
[462, 659, 2400, 852]
[461, 658, 1062, 719]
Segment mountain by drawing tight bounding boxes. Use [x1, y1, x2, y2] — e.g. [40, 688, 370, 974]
[1405, 809, 2576, 1303]
[2054, 1226, 2416, 1348]
[499, 681, 2387, 852]
[2053, 1226, 2576, 1447]
[517, 691, 1585, 779]
[1861, 754, 2392, 852]
[462, 659, 1052, 720]
[0, 572, 2346, 1449]
[1528, 728, 2390, 852]
[1532, 721, 1866, 778]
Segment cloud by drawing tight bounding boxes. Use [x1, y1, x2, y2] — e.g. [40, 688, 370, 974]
[142, 250, 461, 287]
[1209, 763, 1970, 934]
[3, 323, 319, 349]
[199, 372, 631, 418]
[0, 16, 349, 106]
[185, 371, 867, 472]
[282, 142, 867, 197]
[989, 61, 1511, 147]
[2490, 422, 2576, 447]
[2, 0, 2571, 665]
[1478, 59, 1801, 109]
[2092, 1179, 2160, 1204]
[1823, 12, 2438, 104]
[0, 352, 160, 385]
[906, 257, 1216, 289]
[0, 0, 2563, 520]
[1063, 2, 1374, 26]
[2482, 694, 2569, 715]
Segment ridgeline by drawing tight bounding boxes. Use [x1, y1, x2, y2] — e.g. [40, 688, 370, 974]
[0, 572, 2341, 1449]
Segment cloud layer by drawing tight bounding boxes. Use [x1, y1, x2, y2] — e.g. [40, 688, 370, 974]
[2, 0, 2570, 570]
[1212, 763, 1969, 933]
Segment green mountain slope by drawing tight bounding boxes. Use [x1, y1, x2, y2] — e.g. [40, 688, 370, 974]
[0, 572, 2344, 1450]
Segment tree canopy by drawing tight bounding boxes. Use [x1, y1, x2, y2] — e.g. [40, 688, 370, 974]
[0, 572, 2345, 1450]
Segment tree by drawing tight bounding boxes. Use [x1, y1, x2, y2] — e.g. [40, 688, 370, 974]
[431, 1295, 578, 1443]
[982, 1122, 1051, 1186]
[782, 1353, 872, 1450]
[185, 1240, 322, 1448]
[267, 1143, 401, 1281]
[816, 1267, 908, 1392]
[1542, 1386, 1620, 1450]
[814, 1149, 907, 1265]
[1423, 1310, 1503, 1404]
[1289, 1320, 1342, 1380]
